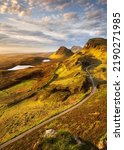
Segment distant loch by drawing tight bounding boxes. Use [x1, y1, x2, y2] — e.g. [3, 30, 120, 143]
[7, 65, 34, 71]
[7, 59, 51, 71]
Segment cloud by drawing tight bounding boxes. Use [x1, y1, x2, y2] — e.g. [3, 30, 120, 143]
[63, 12, 78, 21]
[0, 0, 74, 16]
[76, 0, 88, 6]
[40, 16, 52, 25]
[84, 9, 102, 20]
[0, 33, 8, 41]
[28, 0, 72, 10]
[0, 0, 30, 17]
[98, 0, 107, 4]
[0, 0, 107, 17]
[6, 17, 68, 40]
[0, 0, 107, 52]
[0, 21, 54, 47]
[0, 31, 53, 45]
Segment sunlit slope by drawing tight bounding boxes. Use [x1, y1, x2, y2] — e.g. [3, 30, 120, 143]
[82, 38, 107, 84]
[82, 38, 107, 63]
[0, 51, 91, 144]
[50, 46, 74, 59]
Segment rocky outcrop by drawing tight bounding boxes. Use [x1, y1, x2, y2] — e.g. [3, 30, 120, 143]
[84, 38, 107, 50]
[44, 129, 56, 137]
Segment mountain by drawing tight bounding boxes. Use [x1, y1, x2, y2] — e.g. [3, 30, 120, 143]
[71, 46, 82, 53]
[84, 38, 107, 49]
[81, 38, 107, 88]
[82, 38, 107, 63]
[50, 46, 73, 59]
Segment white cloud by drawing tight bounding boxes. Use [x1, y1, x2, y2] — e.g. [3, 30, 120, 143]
[0, 29, 49, 42]
[0, 3, 8, 13]
[0, 0, 73, 16]
[63, 12, 78, 21]
[28, 0, 71, 10]
[0, 0, 30, 17]
[40, 16, 52, 25]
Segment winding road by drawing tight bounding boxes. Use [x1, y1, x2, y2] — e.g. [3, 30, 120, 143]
[0, 64, 97, 150]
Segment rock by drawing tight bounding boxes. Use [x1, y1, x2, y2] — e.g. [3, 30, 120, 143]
[74, 136, 82, 145]
[84, 38, 107, 49]
[44, 129, 56, 137]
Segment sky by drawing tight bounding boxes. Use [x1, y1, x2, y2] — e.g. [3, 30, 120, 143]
[0, 0, 107, 53]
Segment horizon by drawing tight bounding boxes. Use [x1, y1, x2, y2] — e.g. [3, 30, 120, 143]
[0, 0, 107, 54]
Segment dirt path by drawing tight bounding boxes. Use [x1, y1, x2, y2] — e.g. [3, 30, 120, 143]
[0, 64, 96, 150]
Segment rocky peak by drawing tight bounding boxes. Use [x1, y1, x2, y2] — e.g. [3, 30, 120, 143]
[84, 38, 107, 49]
[56, 46, 73, 56]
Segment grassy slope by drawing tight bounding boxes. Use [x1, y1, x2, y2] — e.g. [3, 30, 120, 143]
[0, 53, 91, 144]
[45, 85, 107, 146]
[1, 84, 106, 150]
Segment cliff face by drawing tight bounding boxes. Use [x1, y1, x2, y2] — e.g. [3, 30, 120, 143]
[82, 38, 107, 64]
[84, 38, 107, 49]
